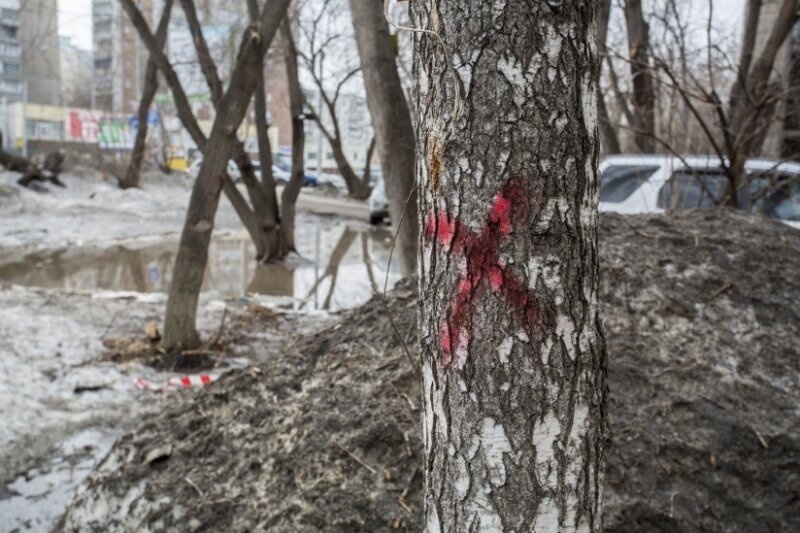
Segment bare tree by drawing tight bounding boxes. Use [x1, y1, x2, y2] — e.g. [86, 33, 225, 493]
[413, 0, 608, 529]
[297, 0, 373, 199]
[177, 0, 279, 257]
[651, 0, 799, 207]
[120, 0, 174, 190]
[349, 0, 418, 276]
[121, 0, 292, 349]
[120, 0, 272, 260]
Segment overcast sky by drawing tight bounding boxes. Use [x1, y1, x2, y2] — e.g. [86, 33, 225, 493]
[58, 0, 747, 52]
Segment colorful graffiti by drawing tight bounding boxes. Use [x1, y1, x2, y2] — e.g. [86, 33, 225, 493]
[65, 109, 156, 149]
[425, 179, 539, 367]
[98, 117, 135, 150]
[65, 109, 103, 143]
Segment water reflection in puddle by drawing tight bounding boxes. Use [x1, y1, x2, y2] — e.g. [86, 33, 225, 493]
[0, 220, 401, 311]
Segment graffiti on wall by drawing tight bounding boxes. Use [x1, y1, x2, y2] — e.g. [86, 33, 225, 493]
[65, 109, 158, 149]
[65, 109, 103, 143]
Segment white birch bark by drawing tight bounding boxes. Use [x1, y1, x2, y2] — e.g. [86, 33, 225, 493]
[412, 1, 609, 530]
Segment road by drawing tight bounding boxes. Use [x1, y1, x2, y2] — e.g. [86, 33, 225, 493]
[279, 186, 371, 221]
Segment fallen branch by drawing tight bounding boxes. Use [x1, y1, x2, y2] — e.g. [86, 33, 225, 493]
[333, 442, 377, 475]
[0, 132, 65, 188]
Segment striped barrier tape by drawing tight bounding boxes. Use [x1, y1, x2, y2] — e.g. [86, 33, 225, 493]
[135, 374, 218, 392]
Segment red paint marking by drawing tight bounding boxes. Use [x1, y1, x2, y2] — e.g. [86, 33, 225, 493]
[426, 179, 539, 366]
[180, 376, 192, 386]
[200, 374, 211, 384]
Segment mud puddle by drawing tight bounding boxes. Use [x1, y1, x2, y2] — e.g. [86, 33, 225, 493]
[0, 217, 401, 311]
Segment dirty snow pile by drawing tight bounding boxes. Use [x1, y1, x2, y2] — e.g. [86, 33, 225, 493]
[60, 210, 800, 532]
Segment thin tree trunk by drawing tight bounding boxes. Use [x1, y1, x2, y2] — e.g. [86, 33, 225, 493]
[279, 17, 305, 255]
[624, 0, 656, 152]
[349, 0, 418, 276]
[155, 102, 172, 172]
[412, 1, 608, 530]
[596, 0, 621, 155]
[120, 0, 174, 189]
[247, 0, 283, 259]
[158, 0, 292, 349]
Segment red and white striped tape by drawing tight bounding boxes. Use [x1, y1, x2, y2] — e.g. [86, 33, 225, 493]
[135, 374, 218, 392]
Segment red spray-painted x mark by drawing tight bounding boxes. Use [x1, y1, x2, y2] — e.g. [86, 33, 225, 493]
[425, 179, 539, 367]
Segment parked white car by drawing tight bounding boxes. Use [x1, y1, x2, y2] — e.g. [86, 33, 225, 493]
[599, 155, 800, 229]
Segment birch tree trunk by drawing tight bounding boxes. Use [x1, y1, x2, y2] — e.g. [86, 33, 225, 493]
[349, 0, 418, 276]
[412, 1, 608, 530]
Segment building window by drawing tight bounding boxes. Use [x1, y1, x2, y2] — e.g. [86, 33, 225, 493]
[94, 20, 111, 35]
[0, 79, 21, 93]
[27, 120, 62, 140]
[94, 2, 113, 18]
[1, 61, 18, 75]
[1, 8, 19, 22]
[96, 39, 112, 56]
[94, 58, 111, 70]
[0, 41, 21, 57]
[94, 75, 112, 92]
[1, 25, 16, 39]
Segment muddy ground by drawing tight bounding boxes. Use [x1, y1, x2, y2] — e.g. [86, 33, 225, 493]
[59, 209, 800, 532]
[0, 169, 400, 531]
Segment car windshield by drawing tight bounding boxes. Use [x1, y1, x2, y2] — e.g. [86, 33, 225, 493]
[600, 165, 660, 202]
[657, 169, 730, 209]
[748, 172, 800, 222]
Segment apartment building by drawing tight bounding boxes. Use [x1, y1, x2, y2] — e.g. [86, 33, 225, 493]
[92, 0, 153, 113]
[60, 36, 93, 108]
[20, 0, 60, 105]
[0, 0, 22, 103]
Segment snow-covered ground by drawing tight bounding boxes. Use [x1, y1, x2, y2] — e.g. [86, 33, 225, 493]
[0, 169, 243, 252]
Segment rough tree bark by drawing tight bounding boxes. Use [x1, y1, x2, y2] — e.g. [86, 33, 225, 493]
[412, 0, 608, 530]
[279, 17, 306, 255]
[349, 0, 418, 276]
[624, 0, 656, 152]
[158, 0, 291, 349]
[120, 0, 174, 190]
[596, 0, 621, 155]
